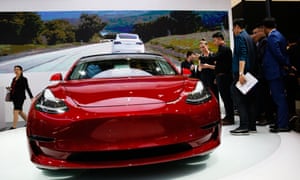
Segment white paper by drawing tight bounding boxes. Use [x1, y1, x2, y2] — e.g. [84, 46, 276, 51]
[235, 72, 258, 95]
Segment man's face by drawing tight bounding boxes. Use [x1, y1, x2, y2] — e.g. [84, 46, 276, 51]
[213, 37, 219, 46]
[252, 27, 265, 42]
[189, 53, 197, 61]
[232, 25, 239, 36]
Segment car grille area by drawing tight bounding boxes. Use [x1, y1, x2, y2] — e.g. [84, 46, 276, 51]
[28, 122, 221, 169]
[66, 143, 192, 162]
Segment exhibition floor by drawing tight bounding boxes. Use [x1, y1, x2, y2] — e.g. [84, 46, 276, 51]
[1, 122, 300, 180]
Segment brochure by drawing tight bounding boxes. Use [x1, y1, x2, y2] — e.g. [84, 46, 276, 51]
[235, 72, 258, 95]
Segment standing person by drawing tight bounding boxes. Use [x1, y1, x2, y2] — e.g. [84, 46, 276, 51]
[262, 17, 290, 133]
[181, 51, 198, 78]
[251, 24, 276, 126]
[230, 18, 258, 135]
[210, 32, 234, 125]
[6, 65, 33, 129]
[197, 39, 218, 97]
[286, 37, 300, 121]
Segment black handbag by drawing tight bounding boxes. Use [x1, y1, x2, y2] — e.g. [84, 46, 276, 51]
[5, 92, 11, 102]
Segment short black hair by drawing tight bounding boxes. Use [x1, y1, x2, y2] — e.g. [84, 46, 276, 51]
[252, 22, 264, 29]
[14, 65, 23, 71]
[186, 51, 194, 58]
[262, 17, 277, 29]
[212, 32, 224, 40]
[233, 18, 246, 29]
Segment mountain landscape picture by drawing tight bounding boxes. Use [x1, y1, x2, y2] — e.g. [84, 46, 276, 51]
[0, 10, 229, 60]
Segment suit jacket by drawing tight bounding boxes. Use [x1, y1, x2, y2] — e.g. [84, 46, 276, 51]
[233, 30, 256, 75]
[10, 76, 33, 101]
[263, 30, 290, 80]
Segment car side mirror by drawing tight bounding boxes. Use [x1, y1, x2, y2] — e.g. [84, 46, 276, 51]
[50, 73, 63, 81]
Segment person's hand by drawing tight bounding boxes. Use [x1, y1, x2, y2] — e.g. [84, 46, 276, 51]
[198, 65, 202, 71]
[288, 66, 297, 76]
[239, 74, 246, 85]
[190, 64, 195, 70]
[291, 66, 297, 71]
[201, 63, 210, 69]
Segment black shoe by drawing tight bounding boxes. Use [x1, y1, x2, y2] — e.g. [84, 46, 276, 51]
[256, 119, 270, 126]
[230, 128, 249, 135]
[222, 118, 234, 125]
[8, 127, 16, 130]
[269, 127, 291, 133]
[289, 115, 299, 122]
[269, 124, 277, 129]
[222, 120, 234, 126]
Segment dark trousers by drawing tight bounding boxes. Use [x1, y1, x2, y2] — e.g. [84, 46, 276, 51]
[216, 74, 234, 119]
[268, 77, 289, 128]
[231, 78, 258, 130]
[200, 70, 218, 98]
[257, 79, 276, 123]
[285, 75, 298, 116]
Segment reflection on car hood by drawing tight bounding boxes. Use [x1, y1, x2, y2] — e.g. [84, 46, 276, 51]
[64, 76, 186, 107]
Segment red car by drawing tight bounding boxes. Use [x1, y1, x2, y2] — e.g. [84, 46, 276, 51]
[27, 53, 221, 169]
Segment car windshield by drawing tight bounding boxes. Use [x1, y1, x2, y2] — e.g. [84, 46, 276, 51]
[119, 34, 138, 39]
[68, 56, 177, 80]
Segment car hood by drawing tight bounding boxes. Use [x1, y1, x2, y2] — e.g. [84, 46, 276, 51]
[63, 76, 189, 107]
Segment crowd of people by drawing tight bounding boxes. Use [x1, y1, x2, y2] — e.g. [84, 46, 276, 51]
[181, 17, 300, 135]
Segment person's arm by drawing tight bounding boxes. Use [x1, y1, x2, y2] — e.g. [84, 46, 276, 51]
[238, 61, 247, 84]
[201, 63, 215, 70]
[268, 34, 290, 66]
[238, 36, 247, 84]
[24, 78, 33, 99]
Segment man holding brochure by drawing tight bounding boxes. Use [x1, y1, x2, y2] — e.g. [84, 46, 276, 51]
[230, 18, 258, 135]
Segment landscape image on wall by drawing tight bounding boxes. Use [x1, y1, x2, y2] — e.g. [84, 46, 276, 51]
[0, 10, 229, 71]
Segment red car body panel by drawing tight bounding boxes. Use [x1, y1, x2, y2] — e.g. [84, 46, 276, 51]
[27, 53, 221, 169]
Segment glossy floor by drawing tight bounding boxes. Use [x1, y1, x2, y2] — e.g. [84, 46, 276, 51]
[1, 123, 300, 180]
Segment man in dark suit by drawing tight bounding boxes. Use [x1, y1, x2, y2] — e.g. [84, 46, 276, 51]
[251, 24, 276, 126]
[210, 32, 234, 125]
[230, 18, 258, 135]
[262, 17, 290, 132]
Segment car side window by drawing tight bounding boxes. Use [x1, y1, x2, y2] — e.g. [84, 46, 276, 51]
[86, 64, 101, 78]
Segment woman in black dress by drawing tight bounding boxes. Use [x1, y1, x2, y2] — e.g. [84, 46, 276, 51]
[7, 65, 33, 129]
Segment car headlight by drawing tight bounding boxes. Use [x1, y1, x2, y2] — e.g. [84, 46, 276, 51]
[186, 81, 212, 104]
[35, 89, 68, 114]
